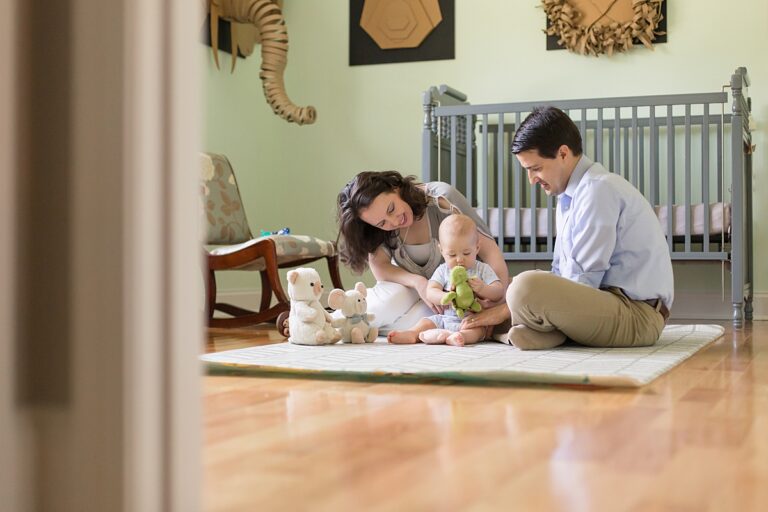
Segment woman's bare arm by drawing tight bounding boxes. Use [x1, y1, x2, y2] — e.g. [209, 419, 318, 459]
[472, 280, 505, 302]
[368, 247, 441, 313]
[477, 235, 509, 290]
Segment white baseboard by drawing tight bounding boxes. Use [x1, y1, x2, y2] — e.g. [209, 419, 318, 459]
[671, 291, 767, 321]
[215, 288, 331, 313]
[217, 289, 768, 322]
[215, 289, 263, 312]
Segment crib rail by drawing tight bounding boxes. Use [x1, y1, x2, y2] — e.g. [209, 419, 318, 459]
[422, 67, 753, 326]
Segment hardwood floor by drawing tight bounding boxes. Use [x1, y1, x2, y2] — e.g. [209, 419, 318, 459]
[204, 321, 768, 512]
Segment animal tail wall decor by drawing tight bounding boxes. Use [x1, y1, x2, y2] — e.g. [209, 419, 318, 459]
[207, 0, 317, 125]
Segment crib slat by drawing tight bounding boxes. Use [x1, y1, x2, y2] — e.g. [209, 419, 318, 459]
[614, 107, 621, 175]
[514, 111, 522, 253]
[608, 127, 614, 169]
[639, 123, 645, 195]
[546, 194, 554, 252]
[650, 106, 658, 205]
[497, 113, 504, 250]
[547, 108, 557, 251]
[529, 110, 538, 255]
[632, 107, 638, 188]
[702, 104, 710, 249]
[684, 104, 692, 252]
[530, 172, 537, 254]
[666, 105, 675, 253]
[596, 108, 603, 163]
[450, 116, 457, 188]
[466, 114, 473, 206]
[717, 115, 723, 202]
[481, 114, 489, 223]
[623, 126, 629, 180]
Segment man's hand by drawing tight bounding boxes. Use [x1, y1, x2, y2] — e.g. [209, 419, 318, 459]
[459, 303, 510, 331]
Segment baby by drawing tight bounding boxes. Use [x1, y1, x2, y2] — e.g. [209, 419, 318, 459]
[387, 214, 504, 346]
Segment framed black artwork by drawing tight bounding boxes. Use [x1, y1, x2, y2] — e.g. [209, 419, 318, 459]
[349, 0, 455, 66]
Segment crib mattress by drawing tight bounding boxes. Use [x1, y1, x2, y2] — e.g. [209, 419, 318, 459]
[478, 202, 730, 239]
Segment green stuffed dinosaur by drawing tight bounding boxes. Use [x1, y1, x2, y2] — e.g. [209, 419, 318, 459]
[440, 265, 482, 319]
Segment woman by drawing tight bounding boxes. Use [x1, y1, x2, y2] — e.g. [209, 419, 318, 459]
[334, 171, 508, 334]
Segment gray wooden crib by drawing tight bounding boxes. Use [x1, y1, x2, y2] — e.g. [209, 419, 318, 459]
[422, 67, 753, 327]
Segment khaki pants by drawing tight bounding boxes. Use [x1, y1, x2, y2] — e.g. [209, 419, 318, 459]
[505, 270, 665, 348]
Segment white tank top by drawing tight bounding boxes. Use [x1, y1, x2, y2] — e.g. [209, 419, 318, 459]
[402, 242, 433, 266]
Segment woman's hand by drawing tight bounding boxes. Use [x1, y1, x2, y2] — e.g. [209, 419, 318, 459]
[475, 297, 498, 309]
[459, 303, 510, 331]
[415, 276, 443, 314]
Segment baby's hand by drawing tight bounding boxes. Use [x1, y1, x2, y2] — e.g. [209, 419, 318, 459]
[468, 277, 484, 293]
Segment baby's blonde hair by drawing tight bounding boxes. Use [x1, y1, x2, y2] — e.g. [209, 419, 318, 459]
[438, 214, 478, 244]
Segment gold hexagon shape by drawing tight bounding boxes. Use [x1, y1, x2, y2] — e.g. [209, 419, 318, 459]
[360, 0, 443, 50]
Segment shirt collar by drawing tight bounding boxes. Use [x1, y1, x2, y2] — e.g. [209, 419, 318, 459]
[560, 155, 592, 202]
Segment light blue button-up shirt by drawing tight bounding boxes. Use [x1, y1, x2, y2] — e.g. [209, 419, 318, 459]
[553, 156, 674, 308]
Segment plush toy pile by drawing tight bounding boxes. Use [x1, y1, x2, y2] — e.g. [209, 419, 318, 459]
[286, 268, 340, 345]
[328, 282, 378, 343]
[286, 268, 377, 345]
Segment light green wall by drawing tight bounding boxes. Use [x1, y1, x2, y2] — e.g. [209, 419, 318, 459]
[204, 0, 767, 298]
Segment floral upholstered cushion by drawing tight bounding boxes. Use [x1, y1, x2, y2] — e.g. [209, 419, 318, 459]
[207, 235, 337, 271]
[201, 152, 252, 244]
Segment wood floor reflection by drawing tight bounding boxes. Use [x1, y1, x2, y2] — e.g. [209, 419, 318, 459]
[204, 321, 768, 511]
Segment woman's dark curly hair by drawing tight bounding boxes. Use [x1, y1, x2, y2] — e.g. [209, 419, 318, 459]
[336, 171, 428, 274]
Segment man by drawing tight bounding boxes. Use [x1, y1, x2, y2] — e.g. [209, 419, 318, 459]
[462, 106, 673, 349]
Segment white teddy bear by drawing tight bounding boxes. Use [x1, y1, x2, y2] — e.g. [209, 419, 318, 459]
[287, 267, 340, 345]
[328, 282, 378, 344]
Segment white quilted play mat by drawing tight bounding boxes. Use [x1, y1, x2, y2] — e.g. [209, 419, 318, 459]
[202, 324, 724, 387]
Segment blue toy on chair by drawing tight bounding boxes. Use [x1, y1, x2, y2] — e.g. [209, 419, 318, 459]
[260, 227, 291, 236]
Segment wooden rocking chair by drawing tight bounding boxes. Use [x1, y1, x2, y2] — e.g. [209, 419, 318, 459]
[201, 152, 343, 328]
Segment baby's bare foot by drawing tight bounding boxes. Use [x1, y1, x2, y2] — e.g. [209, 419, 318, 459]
[418, 329, 451, 344]
[387, 330, 419, 344]
[446, 332, 465, 346]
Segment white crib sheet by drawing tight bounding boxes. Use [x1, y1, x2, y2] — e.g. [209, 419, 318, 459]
[477, 202, 730, 239]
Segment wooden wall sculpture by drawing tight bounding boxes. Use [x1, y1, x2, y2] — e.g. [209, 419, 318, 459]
[543, 0, 666, 57]
[207, 0, 316, 125]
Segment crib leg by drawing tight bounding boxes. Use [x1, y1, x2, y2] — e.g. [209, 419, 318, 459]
[732, 303, 744, 329]
[744, 297, 754, 321]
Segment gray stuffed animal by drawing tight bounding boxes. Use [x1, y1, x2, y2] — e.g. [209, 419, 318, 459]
[328, 282, 378, 344]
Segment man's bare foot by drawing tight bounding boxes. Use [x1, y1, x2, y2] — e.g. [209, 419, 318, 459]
[387, 330, 419, 344]
[446, 332, 466, 346]
[418, 329, 451, 344]
[507, 325, 566, 350]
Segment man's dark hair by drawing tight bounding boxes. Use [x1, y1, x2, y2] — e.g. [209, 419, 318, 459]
[511, 106, 583, 158]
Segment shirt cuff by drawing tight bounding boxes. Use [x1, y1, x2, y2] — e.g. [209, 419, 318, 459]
[572, 271, 603, 289]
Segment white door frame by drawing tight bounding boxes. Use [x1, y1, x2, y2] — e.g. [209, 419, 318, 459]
[0, 0, 28, 510]
[1, 0, 203, 510]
